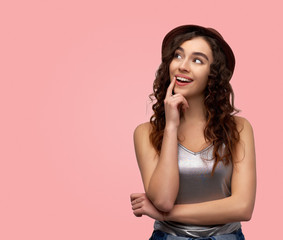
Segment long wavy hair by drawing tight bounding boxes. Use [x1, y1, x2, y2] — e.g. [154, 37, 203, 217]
[149, 31, 240, 174]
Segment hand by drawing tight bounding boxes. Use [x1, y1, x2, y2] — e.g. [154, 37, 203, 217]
[130, 193, 164, 221]
[164, 77, 189, 128]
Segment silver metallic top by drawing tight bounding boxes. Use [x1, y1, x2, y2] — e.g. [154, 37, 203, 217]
[154, 143, 241, 238]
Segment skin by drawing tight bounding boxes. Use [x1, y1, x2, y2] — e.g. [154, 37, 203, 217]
[170, 37, 212, 104]
[130, 37, 256, 225]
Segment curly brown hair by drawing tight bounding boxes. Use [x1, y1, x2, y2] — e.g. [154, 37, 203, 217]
[149, 31, 240, 174]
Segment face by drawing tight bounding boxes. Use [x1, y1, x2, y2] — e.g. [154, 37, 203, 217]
[169, 37, 213, 99]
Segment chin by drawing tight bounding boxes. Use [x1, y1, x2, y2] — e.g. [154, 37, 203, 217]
[173, 87, 188, 96]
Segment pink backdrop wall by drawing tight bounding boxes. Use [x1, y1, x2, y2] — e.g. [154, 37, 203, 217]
[1, 0, 282, 239]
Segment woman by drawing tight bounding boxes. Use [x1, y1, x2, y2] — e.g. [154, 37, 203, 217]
[130, 25, 256, 240]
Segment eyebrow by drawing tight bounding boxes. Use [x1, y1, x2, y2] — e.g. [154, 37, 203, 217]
[176, 47, 209, 61]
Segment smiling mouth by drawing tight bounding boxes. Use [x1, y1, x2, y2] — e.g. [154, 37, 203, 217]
[176, 76, 193, 83]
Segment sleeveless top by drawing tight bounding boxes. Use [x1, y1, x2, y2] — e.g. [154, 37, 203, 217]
[154, 143, 241, 238]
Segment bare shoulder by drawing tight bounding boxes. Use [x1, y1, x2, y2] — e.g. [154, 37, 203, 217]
[133, 122, 153, 147]
[133, 122, 157, 156]
[133, 122, 159, 191]
[233, 116, 255, 165]
[233, 116, 254, 136]
[134, 122, 152, 138]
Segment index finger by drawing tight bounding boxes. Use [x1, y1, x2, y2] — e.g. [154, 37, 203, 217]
[165, 77, 176, 99]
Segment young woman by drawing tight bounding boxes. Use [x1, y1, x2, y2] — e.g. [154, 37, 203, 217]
[130, 25, 256, 240]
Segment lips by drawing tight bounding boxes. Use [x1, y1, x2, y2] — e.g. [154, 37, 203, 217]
[175, 75, 193, 86]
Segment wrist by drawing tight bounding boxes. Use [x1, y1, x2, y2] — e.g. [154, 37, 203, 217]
[164, 124, 178, 133]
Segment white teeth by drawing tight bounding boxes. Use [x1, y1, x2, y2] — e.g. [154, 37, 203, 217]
[176, 77, 192, 82]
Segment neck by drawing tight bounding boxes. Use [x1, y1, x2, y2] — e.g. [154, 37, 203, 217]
[181, 95, 207, 124]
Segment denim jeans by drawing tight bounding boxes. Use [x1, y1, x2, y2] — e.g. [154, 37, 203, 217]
[149, 228, 245, 240]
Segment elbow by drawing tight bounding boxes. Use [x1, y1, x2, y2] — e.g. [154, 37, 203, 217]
[146, 191, 175, 212]
[238, 203, 254, 222]
[241, 208, 253, 222]
[153, 199, 174, 212]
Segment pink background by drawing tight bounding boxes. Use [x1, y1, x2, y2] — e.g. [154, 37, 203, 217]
[0, 0, 282, 239]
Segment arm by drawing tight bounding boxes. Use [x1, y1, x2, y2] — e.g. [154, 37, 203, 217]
[134, 123, 178, 212]
[163, 117, 256, 225]
[133, 78, 189, 212]
[131, 117, 256, 225]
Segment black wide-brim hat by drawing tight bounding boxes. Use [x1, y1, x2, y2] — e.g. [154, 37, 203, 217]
[162, 25, 235, 74]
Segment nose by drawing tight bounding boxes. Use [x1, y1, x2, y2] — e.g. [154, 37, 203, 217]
[179, 59, 190, 72]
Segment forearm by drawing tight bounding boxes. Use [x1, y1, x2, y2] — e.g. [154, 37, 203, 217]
[147, 126, 179, 212]
[164, 196, 254, 225]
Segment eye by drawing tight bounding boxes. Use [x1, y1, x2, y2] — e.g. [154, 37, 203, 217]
[193, 58, 203, 64]
[174, 52, 182, 59]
